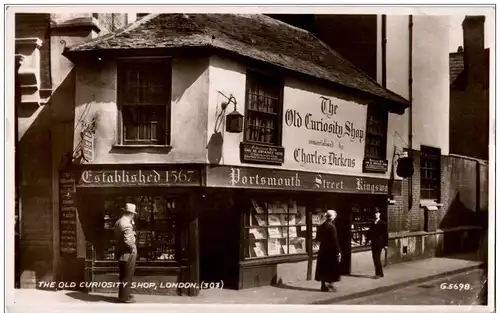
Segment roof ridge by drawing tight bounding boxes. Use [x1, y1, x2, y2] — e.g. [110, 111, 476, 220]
[258, 14, 312, 34]
[66, 13, 161, 50]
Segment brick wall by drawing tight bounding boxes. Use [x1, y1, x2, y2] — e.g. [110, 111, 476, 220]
[407, 151, 422, 231]
[388, 151, 486, 234]
[386, 149, 487, 263]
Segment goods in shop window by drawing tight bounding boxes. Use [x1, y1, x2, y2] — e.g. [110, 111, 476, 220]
[266, 202, 277, 213]
[254, 215, 267, 226]
[281, 244, 288, 254]
[253, 242, 267, 257]
[312, 214, 321, 225]
[249, 228, 267, 239]
[274, 201, 287, 213]
[268, 227, 282, 238]
[251, 199, 265, 214]
[296, 206, 306, 224]
[268, 239, 281, 255]
[268, 214, 281, 226]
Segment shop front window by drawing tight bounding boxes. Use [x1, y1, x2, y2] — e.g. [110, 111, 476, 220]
[98, 195, 178, 262]
[311, 208, 324, 253]
[245, 198, 306, 259]
[351, 205, 374, 248]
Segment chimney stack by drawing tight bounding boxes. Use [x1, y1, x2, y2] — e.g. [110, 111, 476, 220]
[462, 15, 486, 88]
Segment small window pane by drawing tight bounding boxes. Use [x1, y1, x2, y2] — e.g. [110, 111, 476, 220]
[119, 60, 170, 145]
[244, 72, 282, 146]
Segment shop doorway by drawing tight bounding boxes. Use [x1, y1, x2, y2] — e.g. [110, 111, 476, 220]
[336, 207, 352, 275]
[199, 191, 240, 290]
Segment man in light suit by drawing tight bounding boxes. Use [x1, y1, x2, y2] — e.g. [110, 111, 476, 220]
[114, 203, 138, 303]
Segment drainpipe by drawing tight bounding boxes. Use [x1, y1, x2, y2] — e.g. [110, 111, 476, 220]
[408, 15, 414, 211]
[382, 14, 387, 88]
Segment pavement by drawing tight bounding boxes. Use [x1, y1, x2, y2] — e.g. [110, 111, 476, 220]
[339, 268, 487, 305]
[9, 253, 483, 306]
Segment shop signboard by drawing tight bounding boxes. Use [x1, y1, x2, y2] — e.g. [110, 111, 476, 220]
[60, 171, 77, 256]
[77, 167, 202, 187]
[206, 165, 389, 195]
[281, 91, 368, 175]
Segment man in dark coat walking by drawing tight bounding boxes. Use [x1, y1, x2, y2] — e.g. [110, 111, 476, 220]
[114, 203, 138, 303]
[315, 209, 341, 292]
[367, 207, 388, 278]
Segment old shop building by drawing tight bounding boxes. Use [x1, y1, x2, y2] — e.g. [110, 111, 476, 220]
[58, 13, 411, 294]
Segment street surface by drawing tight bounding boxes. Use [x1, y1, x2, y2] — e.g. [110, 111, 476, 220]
[339, 268, 487, 305]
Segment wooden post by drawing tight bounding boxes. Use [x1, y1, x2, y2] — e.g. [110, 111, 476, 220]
[188, 192, 200, 296]
[306, 210, 313, 280]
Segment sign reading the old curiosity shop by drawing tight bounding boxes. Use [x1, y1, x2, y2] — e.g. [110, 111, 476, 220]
[206, 166, 389, 195]
[283, 93, 367, 175]
[77, 168, 202, 187]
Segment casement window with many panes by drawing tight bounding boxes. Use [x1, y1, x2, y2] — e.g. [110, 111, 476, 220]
[117, 59, 171, 146]
[364, 104, 388, 160]
[244, 71, 284, 146]
[420, 146, 441, 200]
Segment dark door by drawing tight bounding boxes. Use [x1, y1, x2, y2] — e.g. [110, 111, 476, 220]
[336, 207, 352, 275]
[199, 192, 240, 289]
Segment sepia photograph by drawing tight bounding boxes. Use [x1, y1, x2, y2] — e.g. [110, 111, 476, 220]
[4, 3, 496, 313]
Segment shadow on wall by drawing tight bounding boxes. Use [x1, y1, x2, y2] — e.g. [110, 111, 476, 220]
[206, 99, 228, 165]
[440, 192, 478, 229]
[438, 193, 482, 259]
[18, 69, 77, 288]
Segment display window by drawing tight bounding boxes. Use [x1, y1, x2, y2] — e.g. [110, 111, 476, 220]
[351, 205, 377, 248]
[97, 195, 179, 262]
[244, 197, 307, 259]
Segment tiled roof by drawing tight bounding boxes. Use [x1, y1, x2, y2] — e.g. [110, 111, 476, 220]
[449, 52, 465, 86]
[449, 48, 490, 89]
[65, 13, 410, 112]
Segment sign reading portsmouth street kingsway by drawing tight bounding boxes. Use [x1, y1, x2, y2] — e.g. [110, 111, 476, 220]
[206, 166, 389, 195]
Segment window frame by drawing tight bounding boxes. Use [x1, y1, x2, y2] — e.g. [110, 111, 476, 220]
[419, 145, 441, 201]
[96, 194, 185, 263]
[364, 104, 388, 160]
[116, 57, 172, 146]
[243, 196, 307, 260]
[243, 70, 284, 147]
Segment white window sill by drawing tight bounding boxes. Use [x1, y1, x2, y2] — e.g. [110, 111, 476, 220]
[420, 199, 443, 211]
[111, 144, 172, 152]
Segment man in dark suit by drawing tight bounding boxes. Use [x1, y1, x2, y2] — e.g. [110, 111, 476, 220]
[367, 207, 388, 278]
[114, 203, 138, 303]
[315, 209, 342, 292]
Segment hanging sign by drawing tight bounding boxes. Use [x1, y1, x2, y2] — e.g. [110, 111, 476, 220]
[59, 171, 77, 256]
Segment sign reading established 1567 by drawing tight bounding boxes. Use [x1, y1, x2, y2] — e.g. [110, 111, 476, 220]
[77, 169, 201, 187]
